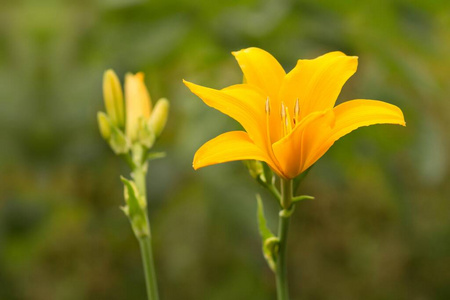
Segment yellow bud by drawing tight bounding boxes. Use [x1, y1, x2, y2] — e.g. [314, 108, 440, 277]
[97, 112, 112, 140]
[148, 98, 169, 138]
[125, 72, 152, 141]
[103, 69, 125, 128]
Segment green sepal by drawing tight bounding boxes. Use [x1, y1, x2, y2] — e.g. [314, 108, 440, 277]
[109, 126, 130, 154]
[121, 176, 149, 238]
[137, 116, 156, 149]
[256, 194, 278, 272]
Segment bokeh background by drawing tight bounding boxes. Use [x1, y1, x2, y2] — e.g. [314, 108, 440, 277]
[1, 0, 449, 299]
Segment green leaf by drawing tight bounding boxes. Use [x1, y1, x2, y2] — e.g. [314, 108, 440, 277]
[256, 194, 279, 272]
[257, 194, 275, 240]
[121, 176, 149, 238]
[263, 237, 279, 272]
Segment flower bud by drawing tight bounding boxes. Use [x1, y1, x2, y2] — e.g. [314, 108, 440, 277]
[103, 69, 125, 128]
[148, 98, 169, 138]
[97, 112, 112, 140]
[125, 72, 152, 142]
[244, 160, 264, 180]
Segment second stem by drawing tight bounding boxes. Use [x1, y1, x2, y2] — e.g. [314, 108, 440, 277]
[132, 166, 159, 300]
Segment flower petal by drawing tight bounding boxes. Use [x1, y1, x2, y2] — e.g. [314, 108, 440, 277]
[232, 47, 286, 102]
[193, 131, 280, 174]
[272, 100, 405, 178]
[303, 100, 406, 171]
[184, 80, 268, 149]
[279, 51, 358, 119]
[272, 111, 332, 179]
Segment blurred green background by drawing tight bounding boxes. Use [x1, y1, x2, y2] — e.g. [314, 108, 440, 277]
[1, 0, 449, 299]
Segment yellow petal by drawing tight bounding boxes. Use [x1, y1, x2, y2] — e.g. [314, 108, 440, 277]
[272, 111, 333, 179]
[303, 100, 405, 168]
[193, 131, 280, 174]
[232, 47, 286, 102]
[183, 80, 268, 149]
[279, 51, 358, 119]
[272, 100, 405, 178]
[125, 72, 152, 140]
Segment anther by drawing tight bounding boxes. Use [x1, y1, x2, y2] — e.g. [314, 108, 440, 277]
[294, 98, 300, 117]
[265, 97, 270, 115]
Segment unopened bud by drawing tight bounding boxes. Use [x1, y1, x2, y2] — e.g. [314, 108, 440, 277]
[125, 72, 152, 141]
[97, 112, 112, 140]
[244, 160, 264, 180]
[148, 98, 169, 138]
[103, 69, 125, 128]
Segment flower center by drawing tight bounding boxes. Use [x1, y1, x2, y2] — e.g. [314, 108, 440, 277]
[265, 97, 300, 139]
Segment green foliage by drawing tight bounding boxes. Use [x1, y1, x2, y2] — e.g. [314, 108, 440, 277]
[1, 0, 450, 299]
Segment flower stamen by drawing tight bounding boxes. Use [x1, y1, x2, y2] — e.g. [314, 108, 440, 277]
[294, 98, 300, 125]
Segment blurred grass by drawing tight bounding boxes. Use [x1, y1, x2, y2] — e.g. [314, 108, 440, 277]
[0, 0, 449, 299]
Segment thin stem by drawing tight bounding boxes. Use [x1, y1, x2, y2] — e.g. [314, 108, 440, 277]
[132, 166, 159, 300]
[132, 166, 147, 197]
[276, 178, 293, 300]
[139, 235, 159, 300]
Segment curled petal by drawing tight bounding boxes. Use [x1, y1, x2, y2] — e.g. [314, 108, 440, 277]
[184, 81, 269, 149]
[272, 100, 405, 178]
[193, 131, 281, 175]
[302, 99, 406, 169]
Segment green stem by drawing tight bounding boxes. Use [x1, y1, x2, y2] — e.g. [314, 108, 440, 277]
[139, 235, 159, 300]
[276, 179, 292, 300]
[132, 166, 159, 300]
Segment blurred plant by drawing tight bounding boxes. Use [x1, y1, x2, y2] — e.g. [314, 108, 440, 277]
[185, 48, 405, 299]
[98, 70, 169, 300]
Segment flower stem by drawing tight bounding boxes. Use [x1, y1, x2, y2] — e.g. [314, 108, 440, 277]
[138, 235, 159, 300]
[132, 166, 159, 300]
[276, 178, 293, 300]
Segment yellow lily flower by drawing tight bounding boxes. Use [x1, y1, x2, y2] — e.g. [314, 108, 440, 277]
[184, 47, 406, 179]
[125, 72, 152, 141]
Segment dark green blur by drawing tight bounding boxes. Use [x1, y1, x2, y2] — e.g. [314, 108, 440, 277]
[1, 0, 449, 299]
